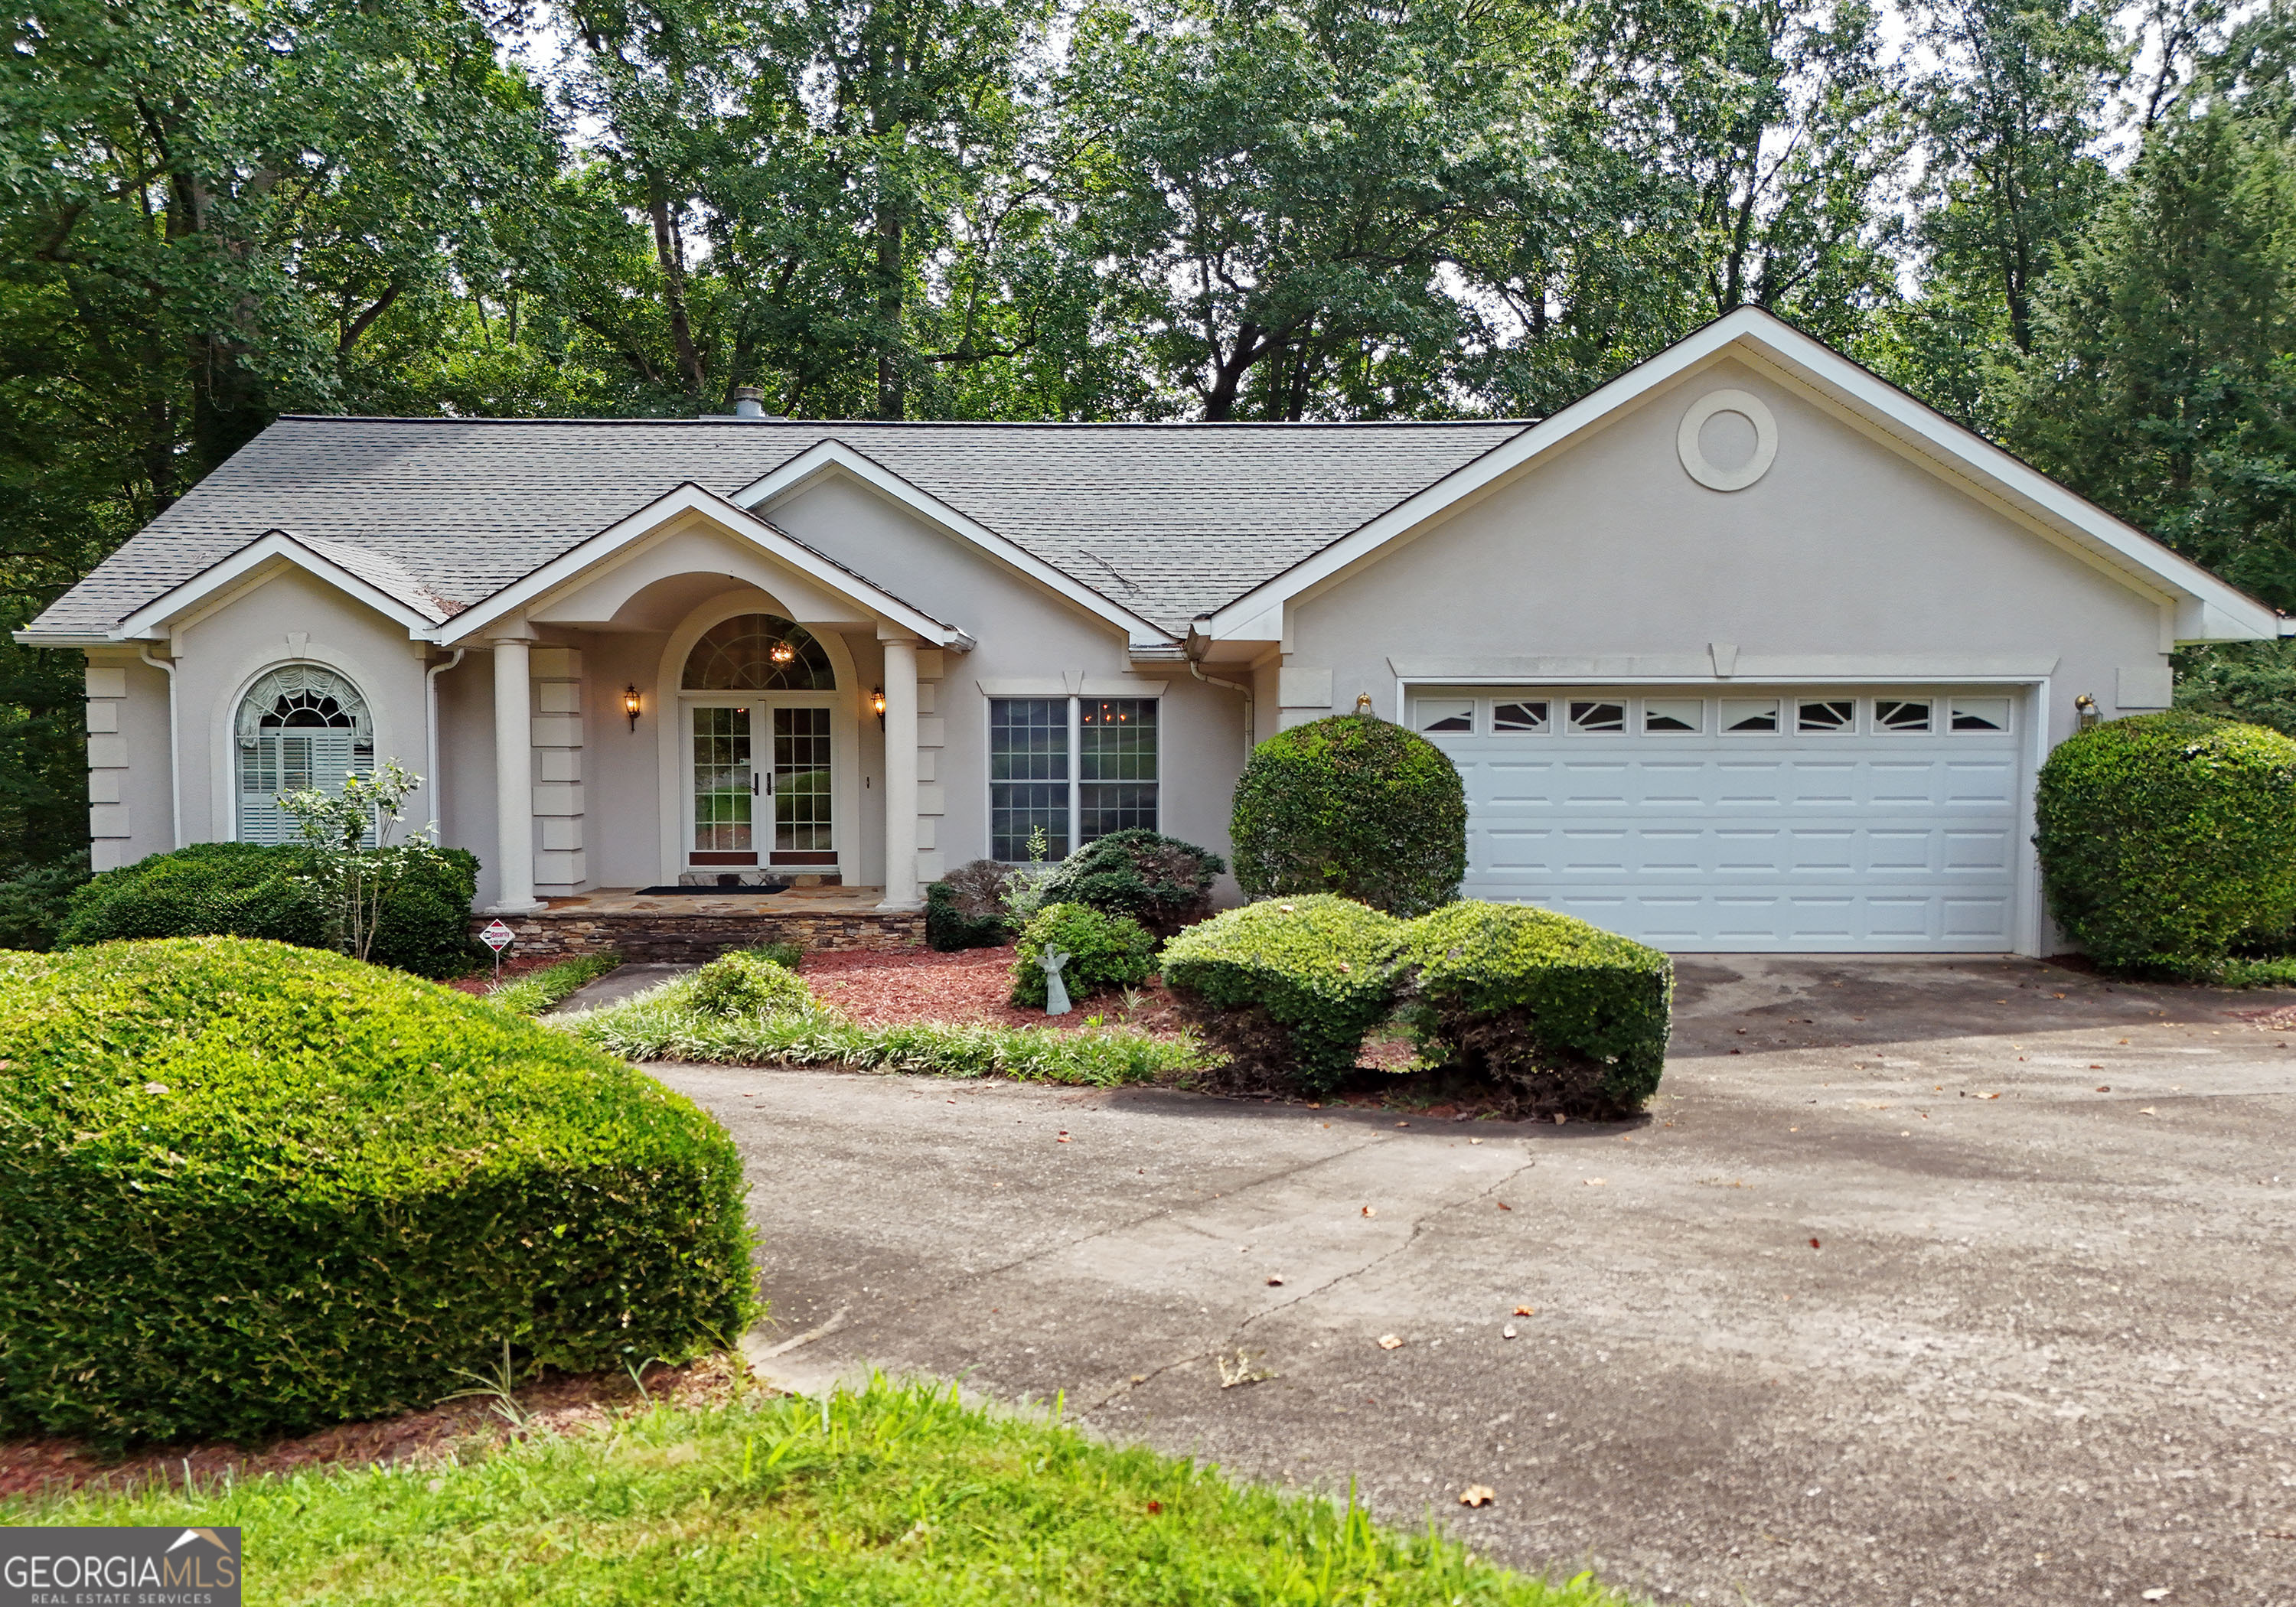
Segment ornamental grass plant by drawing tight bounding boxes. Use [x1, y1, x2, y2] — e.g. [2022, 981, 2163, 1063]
[0, 938, 755, 1446]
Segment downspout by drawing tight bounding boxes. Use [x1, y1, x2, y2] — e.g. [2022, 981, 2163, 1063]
[424, 647, 465, 837]
[1183, 625, 1254, 758]
[136, 644, 181, 849]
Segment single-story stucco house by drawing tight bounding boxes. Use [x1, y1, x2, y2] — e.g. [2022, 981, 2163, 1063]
[21, 308, 2287, 957]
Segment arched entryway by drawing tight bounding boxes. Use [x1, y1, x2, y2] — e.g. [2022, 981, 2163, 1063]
[677, 613, 844, 875]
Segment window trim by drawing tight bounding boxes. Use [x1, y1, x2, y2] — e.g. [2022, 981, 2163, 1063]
[987, 693, 1162, 861]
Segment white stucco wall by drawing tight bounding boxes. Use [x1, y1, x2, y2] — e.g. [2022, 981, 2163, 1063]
[1285, 355, 2168, 740]
[763, 472, 1249, 869]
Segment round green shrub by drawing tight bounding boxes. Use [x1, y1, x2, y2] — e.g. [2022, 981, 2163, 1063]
[1009, 902, 1158, 1009]
[55, 841, 483, 979]
[926, 859, 1015, 952]
[0, 937, 756, 1446]
[1230, 715, 1466, 917]
[687, 948, 815, 1018]
[2034, 712, 2296, 974]
[1040, 829, 1226, 940]
[1159, 895, 1406, 1092]
[1397, 901, 1671, 1116]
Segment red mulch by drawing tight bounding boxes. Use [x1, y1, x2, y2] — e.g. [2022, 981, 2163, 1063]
[446, 954, 557, 998]
[801, 944, 1188, 1035]
[0, 1356, 750, 1501]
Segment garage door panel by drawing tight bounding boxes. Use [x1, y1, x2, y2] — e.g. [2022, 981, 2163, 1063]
[1433, 687, 2024, 952]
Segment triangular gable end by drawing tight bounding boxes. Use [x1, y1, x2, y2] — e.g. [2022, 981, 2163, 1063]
[435, 482, 973, 649]
[732, 438, 1179, 651]
[1195, 306, 2285, 647]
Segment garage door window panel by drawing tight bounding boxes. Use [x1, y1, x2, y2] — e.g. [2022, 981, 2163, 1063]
[1876, 699, 1932, 733]
[1493, 701, 1549, 732]
[1722, 699, 1779, 733]
[1417, 699, 1475, 733]
[1797, 699, 1856, 734]
[1950, 697, 2011, 732]
[1642, 698, 1703, 733]
[1570, 700, 1626, 733]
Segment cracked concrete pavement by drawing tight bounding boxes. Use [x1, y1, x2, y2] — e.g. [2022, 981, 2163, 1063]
[652, 953, 2296, 1606]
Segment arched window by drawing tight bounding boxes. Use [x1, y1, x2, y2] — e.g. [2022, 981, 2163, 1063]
[682, 614, 835, 690]
[235, 664, 373, 843]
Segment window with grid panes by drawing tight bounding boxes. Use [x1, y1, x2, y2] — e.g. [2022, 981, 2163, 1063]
[988, 696, 1159, 859]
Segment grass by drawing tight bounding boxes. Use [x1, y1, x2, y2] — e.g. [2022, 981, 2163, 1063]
[484, 952, 624, 1016]
[567, 977, 1203, 1087]
[2, 1378, 1626, 1606]
[2217, 953, 2296, 988]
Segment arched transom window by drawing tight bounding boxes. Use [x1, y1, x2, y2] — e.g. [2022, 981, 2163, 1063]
[682, 613, 835, 690]
[236, 663, 373, 843]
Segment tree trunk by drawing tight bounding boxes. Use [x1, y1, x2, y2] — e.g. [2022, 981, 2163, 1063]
[876, 199, 905, 419]
[648, 184, 709, 397]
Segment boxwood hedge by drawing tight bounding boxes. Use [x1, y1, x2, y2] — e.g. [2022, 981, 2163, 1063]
[1228, 715, 1466, 918]
[1159, 895, 1406, 1091]
[687, 948, 815, 1018]
[2034, 712, 2296, 974]
[1039, 829, 1226, 939]
[1010, 902, 1159, 1009]
[1397, 901, 1671, 1116]
[0, 937, 756, 1446]
[54, 841, 483, 979]
[925, 859, 1015, 952]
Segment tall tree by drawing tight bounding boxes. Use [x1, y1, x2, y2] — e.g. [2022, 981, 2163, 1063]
[2001, 104, 2296, 606]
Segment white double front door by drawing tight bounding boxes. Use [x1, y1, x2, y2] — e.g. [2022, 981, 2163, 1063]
[684, 697, 837, 872]
[1418, 686, 2027, 951]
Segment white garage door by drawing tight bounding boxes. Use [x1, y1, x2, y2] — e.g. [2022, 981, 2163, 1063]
[1416, 688, 2025, 952]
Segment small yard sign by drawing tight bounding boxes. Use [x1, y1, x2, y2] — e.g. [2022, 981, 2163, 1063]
[481, 918, 514, 984]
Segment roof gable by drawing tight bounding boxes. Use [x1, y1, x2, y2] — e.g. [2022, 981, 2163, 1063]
[1195, 307, 2282, 644]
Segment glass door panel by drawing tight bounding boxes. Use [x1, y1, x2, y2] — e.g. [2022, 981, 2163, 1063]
[773, 706, 833, 854]
[691, 706, 755, 863]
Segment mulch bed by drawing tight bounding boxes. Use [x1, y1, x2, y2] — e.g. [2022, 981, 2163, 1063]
[0, 1356, 749, 1501]
[446, 954, 558, 998]
[799, 944, 1189, 1035]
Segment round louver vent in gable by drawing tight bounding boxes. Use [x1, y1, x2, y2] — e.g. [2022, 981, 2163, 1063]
[1676, 388, 1779, 492]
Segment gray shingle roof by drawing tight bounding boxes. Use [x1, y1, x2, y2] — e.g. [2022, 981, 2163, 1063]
[29, 416, 1531, 639]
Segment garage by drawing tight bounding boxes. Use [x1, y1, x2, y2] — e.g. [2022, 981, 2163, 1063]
[1414, 686, 2028, 952]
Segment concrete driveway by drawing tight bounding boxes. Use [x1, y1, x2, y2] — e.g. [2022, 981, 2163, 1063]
[654, 955, 2296, 1607]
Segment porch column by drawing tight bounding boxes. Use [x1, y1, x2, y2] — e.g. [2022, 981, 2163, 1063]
[877, 630, 921, 909]
[490, 632, 543, 913]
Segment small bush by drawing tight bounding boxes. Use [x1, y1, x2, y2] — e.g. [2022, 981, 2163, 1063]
[1396, 901, 1671, 1116]
[1229, 715, 1466, 917]
[0, 852, 89, 952]
[55, 841, 482, 978]
[1040, 829, 1226, 939]
[485, 952, 623, 1017]
[926, 859, 1014, 951]
[0, 938, 755, 1446]
[1010, 902, 1158, 1009]
[2035, 712, 2296, 974]
[1159, 895, 1405, 1092]
[687, 949, 815, 1019]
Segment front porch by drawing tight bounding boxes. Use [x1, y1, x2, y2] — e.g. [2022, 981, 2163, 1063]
[473, 885, 925, 965]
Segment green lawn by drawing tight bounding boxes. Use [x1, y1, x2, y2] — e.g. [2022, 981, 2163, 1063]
[6, 1377, 1626, 1605]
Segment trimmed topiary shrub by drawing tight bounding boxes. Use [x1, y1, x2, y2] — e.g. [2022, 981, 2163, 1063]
[1040, 829, 1227, 940]
[1159, 895, 1406, 1092]
[54, 841, 482, 979]
[1230, 715, 1466, 917]
[1009, 902, 1158, 1009]
[926, 859, 1015, 952]
[0, 937, 756, 1446]
[687, 948, 815, 1019]
[56, 841, 325, 950]
[2035, 712, 2296, 974]
[1396, 901, 1671, 1116]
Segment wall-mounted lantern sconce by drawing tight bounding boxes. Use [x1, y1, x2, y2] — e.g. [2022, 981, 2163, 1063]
[871, 685, 887, 729]
[2074, 693, 2099, 730]
[624, 685, 642, 731]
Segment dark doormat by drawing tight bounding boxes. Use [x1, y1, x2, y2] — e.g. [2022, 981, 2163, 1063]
[634, 884, 791, 895]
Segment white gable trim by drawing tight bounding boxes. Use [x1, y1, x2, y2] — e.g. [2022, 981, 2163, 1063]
[1195, 306, 2284, 645]
[435, 482, 972, 649]
[106, 530, 439, 641]
[731, 439, 1177, 650]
